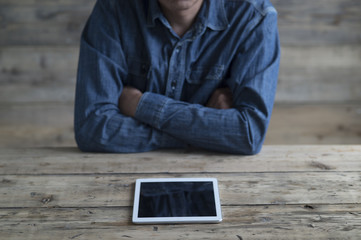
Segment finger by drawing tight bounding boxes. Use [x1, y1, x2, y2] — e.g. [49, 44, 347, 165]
[206, 95, 217, 108]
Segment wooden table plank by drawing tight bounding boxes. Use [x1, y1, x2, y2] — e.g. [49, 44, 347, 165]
[0, 146, 360, 239]
[0, 205, 360, 240]
[1, 172, 360, 208]
[0, 146, 360, 174]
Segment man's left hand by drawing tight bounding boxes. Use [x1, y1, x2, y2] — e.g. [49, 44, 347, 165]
[206, 88, 233, 109]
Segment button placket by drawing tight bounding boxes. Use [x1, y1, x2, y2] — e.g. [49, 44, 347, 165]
[166, 42, 186, 100]
[175, 46, 182, 53]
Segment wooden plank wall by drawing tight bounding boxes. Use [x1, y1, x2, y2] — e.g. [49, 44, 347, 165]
[0, 0, 360, 147]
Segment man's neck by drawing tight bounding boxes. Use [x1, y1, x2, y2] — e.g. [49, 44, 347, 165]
[160, 0, 204, 37]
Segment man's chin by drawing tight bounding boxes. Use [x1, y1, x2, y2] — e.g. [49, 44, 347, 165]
[159, 0, 203, 12]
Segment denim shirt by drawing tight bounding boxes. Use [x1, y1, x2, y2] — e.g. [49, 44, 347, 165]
[74, 0, 280, 154]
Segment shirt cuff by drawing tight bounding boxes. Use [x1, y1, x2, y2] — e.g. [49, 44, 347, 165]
[134, 92, 169, 129]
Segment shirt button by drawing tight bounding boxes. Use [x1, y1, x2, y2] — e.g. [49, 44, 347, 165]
[175, 46, 181, 53]
[171, 81, 176, 90]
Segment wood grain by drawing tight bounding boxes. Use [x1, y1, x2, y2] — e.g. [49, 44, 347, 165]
[274, 0, 361, 46]
[0, 1, 94, 46]
[0, 205, 360, 240]
[1, 1, 360, 238]
[0, 47, 77, 103]
[1, 0, 360, 46]
[0, 146, 360, 239]
[0, 146, 360, 175]
[1, 103, 360, 147]
[0, 103, 75, 147]
[1, 172, 361, 208]
[1, 46, 360, 103]
[265, 103, 361, 145]
[277, 45, 361, 102]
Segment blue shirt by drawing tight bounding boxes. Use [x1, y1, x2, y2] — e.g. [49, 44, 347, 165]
[74, 0, 280, 154]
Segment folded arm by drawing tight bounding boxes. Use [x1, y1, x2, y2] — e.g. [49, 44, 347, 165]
[118, 14, 280, 155]
[74, 0, 280, 154]
[74, 1, 186, 153]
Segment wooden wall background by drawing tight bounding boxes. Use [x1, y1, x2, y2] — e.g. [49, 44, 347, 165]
[0, 0, 360, 147]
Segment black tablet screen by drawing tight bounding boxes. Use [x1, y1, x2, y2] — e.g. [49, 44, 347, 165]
[138, 181, 217, 217]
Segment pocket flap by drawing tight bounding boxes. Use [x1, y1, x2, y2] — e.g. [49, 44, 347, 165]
[186, 65, 224, 84]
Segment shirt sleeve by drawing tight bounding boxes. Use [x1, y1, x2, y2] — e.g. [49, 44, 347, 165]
[74, 0, 186, 153]
[134, 11, 280, 155]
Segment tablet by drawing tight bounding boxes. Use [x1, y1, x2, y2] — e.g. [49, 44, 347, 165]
[132, 178, 222, 224]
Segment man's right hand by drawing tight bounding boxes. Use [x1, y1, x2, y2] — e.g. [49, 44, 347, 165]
[118, 86, 143, 117]
[206, 88, 233, 109]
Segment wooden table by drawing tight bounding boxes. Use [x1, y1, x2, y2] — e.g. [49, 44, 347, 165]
[0, 145, 360, 239]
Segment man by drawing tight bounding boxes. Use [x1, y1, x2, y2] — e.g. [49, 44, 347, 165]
[74, 0, 280, 154]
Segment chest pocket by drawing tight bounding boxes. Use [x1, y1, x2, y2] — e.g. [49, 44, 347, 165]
[126, 58, 150, 92]
[183, 65, 225, 103]
[186, 65, 224, 84]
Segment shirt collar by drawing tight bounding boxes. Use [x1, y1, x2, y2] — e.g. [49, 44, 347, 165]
[146, 0, 229, 31]
[205, 0, 229, 31]
[146, 0, 163, 27]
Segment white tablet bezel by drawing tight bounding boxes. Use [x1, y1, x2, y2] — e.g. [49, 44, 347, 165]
[132, 178, 222, 224]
